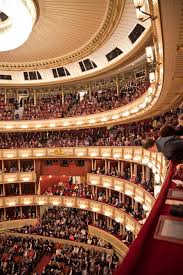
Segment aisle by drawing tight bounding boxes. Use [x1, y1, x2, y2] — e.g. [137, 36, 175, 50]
[34, 254, 52, 275]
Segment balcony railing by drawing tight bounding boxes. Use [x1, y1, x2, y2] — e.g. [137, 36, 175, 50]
[0, 146, 168, 185]
[87, 173, 155, 211]
[0, 218, 37, 231]
[0, 89, 155, 132]
[0, 195, 141, 236]
[88, 225, 128, 259]
[0, 171, 36, 184]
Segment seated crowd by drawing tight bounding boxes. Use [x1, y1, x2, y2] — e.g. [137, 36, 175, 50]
[0, 234, 118, 275]
[0, 206, 37, 221]
[14, 207, 112, 249]
[0, 164, 34, 174]
[43, 243, 119, 275]
[0, 107, 182, 150]
[0, 235, 54, 275]
[67, 80, 149, 117]
[13, 206, 135, 245]
[0, 79, 148, 121]
[43, 181, 147, 223]
[22, 93, 78, 120]
[93, 166, 154, 193]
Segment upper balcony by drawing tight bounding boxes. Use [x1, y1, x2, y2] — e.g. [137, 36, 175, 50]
[0, 1, 182, 130]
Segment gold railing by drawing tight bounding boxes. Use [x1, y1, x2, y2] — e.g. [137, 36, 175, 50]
[0, 171, 36, 184]
[0, 195, 141, 235]
[0, 89, 155, 132]
[0, 218, 37, 231]
[88, 225, 128, 259]
[87, 173, 155, 211]
[0, 146, 167, 184]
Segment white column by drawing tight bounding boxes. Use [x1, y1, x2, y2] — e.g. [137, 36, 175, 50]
[88, 81, 92, 99]
[146, 167, 151, 180]
[121, 162, 124, 177]
[118, 161, 121, 174]
[33, 88, 36, 106]
[142, 166, 145, 180]
[91, 160, 93, 171]
[19, 183, 22, 195]
[18, 160, 20, 172]
[134, 164, 137, 177]
[62, 85, 64, 104]
[130, 163, 133, 179]
[4, 208, 6, 219]
[107, 161, 110, 173]
[20, 206, 23, 218]
[106, 189, 109, 201]
[4, 88, 7, 104]
[116, 74, 120, 95]
[2, 184, 5, 196]
[105, 160, 108, 174]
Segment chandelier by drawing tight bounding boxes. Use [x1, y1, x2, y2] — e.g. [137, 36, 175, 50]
[0, 0, 37, 51]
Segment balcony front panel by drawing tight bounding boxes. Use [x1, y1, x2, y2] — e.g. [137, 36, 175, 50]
[0, 90, 157, 132]
[0, 218, 37, 231]
[0, 146, 166, 173]
[87, 174, 155, 210]
[88, 225, 128, 259]
[0, 172, 36, 184]
[0, 195, 141, 235]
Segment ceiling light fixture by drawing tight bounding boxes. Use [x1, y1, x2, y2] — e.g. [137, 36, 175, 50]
[0, 0, 37, 51]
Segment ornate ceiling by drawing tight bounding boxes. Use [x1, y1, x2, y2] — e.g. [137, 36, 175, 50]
[0, 0, 124, 70]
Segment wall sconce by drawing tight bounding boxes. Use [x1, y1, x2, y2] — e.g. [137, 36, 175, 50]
[103, 182, 111, 188]
[104, 211, 112, 217]
[145, 46, 154, 63]
[155, 173, 161, 184]
[113, 153, 121, 159]
[143, 204, 149, 211]
[146, 46, 161, 65]
[90, 152, 97, 157]
[112, 114, 119, 120]
[115, 217, 123, 223]
[122, 111, 130, 117]
[101, 117, 108, 122]
[114, 185, 121, 191]
[63, 121, 70, 127]
[21, 124, 28, 129]
[147, 86, 155, 96]
[6, 125, 13, 129]
[134, 0, 157, 22]
[125, 190, 133, 196]
[76, 121, 84, 125]
[92, 207, 100, 212]
[49, 123, 56, 128]
[149, 71, 156, 83]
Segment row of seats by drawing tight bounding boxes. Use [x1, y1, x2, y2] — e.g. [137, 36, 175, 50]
[0, 108, 181, 149]
[0, 80, 148, 121]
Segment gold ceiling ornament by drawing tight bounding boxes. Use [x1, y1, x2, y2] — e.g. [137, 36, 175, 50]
[0, 0, 124, 71]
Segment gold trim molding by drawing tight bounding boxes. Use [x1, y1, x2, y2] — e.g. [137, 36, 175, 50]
[0, 195, 141, 235]
[0, 146, 167, 184]
[87, 173, 155, 211]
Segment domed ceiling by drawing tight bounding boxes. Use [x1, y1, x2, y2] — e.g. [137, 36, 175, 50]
[0, 0, 124, 70]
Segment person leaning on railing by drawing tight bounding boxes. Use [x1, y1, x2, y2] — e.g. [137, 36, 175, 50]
[155, 125, 183, 161]
[175, 113, 183, 135]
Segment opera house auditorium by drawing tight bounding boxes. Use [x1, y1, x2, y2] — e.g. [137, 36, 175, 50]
[0, 0, 182, 274]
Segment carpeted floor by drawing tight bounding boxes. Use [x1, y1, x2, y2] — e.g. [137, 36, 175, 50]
[34, 254, 52, 275]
